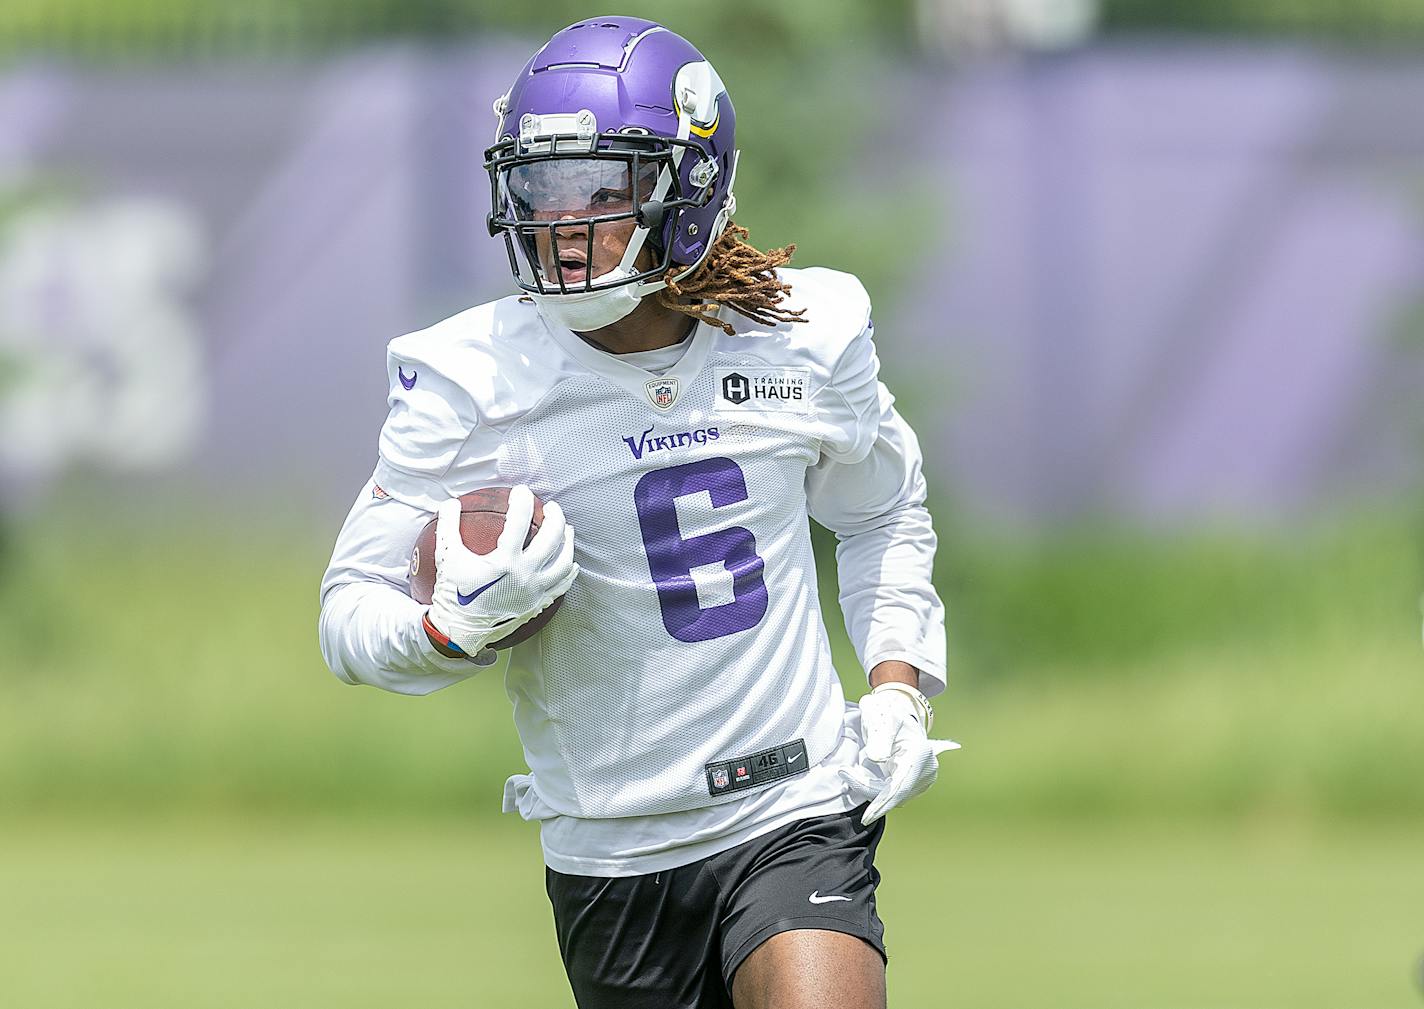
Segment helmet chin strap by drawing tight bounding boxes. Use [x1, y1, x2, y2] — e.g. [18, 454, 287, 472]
[530, 200, 671, 332]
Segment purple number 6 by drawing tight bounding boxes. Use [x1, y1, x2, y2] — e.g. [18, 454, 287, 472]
[633, 457, 769, 642]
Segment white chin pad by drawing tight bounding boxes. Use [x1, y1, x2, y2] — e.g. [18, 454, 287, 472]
[530, 267, 666, 332]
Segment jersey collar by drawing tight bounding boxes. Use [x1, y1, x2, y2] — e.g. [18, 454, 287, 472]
[541, 310, 717, 410]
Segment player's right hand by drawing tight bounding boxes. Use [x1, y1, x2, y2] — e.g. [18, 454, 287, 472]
[425, 485, 577, 659]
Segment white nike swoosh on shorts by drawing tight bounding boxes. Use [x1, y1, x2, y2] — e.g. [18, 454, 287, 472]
[808, 891, 852, 904]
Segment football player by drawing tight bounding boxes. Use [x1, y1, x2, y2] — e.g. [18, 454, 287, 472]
[319, 16, 956, 1009]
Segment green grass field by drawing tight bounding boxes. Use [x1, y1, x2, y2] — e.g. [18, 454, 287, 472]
[1, 507, 1421, 1007]
[1, 816, 1420, 1008]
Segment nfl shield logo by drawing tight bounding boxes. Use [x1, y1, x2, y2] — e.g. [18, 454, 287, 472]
[645, 377, 679, 410]
[712, 768, 730, 790]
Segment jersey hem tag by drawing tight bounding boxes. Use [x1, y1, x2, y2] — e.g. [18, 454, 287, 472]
[705, 739, 808, 796]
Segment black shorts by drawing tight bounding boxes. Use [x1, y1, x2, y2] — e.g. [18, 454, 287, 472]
[545, 804, 887, 1009]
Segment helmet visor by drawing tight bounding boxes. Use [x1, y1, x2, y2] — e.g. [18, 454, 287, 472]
[501, 158, 660, 221]
[494, 156, 664, 294]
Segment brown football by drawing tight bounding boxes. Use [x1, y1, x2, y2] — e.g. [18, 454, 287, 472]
[408, 486, 565, 649]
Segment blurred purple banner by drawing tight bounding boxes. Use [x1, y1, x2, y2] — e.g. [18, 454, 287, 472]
[1, 44, 1421, 525]
[898, 47, 1424, 524]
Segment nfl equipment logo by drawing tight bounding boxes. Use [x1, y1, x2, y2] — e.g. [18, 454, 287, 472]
[645, 377, 679, 411]
[712, 768, 729, 790]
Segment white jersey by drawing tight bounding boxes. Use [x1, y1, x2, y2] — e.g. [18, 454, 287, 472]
[319, 267, 947, 873]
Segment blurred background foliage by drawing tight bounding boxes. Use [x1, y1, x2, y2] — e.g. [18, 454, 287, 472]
[8, 0, 1424, 57]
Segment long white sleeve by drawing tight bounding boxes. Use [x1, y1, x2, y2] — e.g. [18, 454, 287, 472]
[805, 381, 948, 698]
[318, 479, 501, 695]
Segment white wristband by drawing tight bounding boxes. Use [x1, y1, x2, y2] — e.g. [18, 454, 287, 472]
[871, 680, 934, 733]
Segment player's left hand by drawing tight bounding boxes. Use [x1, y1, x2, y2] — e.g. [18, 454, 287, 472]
[841, 682, 960, 825]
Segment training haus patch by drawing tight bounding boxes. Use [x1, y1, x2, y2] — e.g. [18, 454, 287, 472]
[714, 367, 812, 414]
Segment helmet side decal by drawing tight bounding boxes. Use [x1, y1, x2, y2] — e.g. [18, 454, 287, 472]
[673, 61, 727, 140]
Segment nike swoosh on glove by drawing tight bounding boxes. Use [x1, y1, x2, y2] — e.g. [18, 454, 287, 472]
[840, 683, 960, 825]
[426, 485, 578, 659]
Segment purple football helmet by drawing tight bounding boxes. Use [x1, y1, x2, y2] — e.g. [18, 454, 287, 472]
[484, 17, 738, 324]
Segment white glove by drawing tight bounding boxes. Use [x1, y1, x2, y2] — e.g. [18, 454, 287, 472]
[840, 682, 960, 825]
[424, 485, 578, 659]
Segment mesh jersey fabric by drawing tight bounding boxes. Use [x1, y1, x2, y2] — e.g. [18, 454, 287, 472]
[497, 358, 844, 817]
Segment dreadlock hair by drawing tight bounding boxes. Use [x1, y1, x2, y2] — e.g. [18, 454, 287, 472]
[654, 223, 808, 336]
